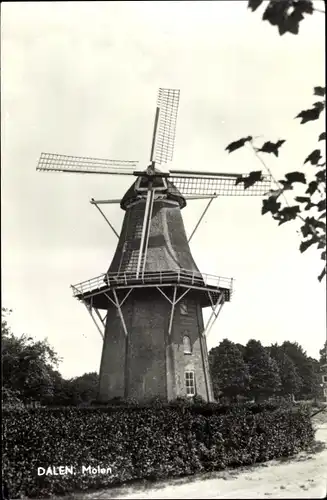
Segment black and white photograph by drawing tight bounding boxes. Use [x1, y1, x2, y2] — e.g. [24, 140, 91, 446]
[1, 1, 326, 498]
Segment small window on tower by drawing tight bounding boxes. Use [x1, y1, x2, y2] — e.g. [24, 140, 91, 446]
[183, 335, 192, 354]
[180, 302, 188, 315]
[185, 371, 195, 397]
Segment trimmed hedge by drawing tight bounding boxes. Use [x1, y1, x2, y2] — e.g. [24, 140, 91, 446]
[2, 403, 314, 498]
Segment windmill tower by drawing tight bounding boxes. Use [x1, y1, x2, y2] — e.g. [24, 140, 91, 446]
[37, 88, 271, 402]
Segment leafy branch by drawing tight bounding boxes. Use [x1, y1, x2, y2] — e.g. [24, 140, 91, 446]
[248, 0, 325, 36]
[225, 87, 326, 282]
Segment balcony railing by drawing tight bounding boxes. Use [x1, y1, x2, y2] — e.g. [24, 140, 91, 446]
[71, 269, 233, 297]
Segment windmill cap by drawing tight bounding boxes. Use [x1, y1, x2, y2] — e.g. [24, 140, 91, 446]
[120, 177, 186, 210]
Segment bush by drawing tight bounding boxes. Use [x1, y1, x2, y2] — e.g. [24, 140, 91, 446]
[169, 396, 194, 408]
[2, 403, 314, 498]
[2, 387, 26, 412]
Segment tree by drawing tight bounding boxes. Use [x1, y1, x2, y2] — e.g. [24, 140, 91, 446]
[47, 369, 73, 406]
[47, 371, 99, 406]
[281, 341, 321, 399]
[67, 372, 99, 406]
[268, 343, 301, 399]
[225, 2, 326, 282]
[1, 307, 61, 404]
[209, 339, 249, 402]
[307, 356, 323, 401]
[319, 341, 327, 365]
[244, 339, 281, 401]
[235, 343, 245, 357]
[2, 307, 100, 407]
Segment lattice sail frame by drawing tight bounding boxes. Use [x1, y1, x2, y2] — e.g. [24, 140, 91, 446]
[154, 88, 180, 165]
[37, 153, 138, 175]
[170, 173, 272, 196]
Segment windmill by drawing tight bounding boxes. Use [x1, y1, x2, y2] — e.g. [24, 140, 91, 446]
[37, 88, 271, 402]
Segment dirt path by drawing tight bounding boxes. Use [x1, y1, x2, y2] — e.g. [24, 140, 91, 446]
[81, 422, 327, 500]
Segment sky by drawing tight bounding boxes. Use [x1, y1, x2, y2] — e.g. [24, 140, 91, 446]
[1, 1, 326, 379]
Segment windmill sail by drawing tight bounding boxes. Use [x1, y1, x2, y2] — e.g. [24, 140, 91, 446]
[169, 172, 272, 196]
[37, 153, 138, 175]
[152, 88, 180, 165]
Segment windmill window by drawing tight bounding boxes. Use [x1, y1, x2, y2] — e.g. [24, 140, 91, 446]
[180, 302, 188, 315]
[183, 335, 192, 354]
[185, 371, 195, 397]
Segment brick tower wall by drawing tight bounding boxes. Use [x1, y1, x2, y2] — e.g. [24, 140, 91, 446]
[171, 298, 214, 401]
[98, 289, 214, 402]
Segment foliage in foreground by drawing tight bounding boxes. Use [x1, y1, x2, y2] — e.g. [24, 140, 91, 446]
[227, 1, 326, 282]
[2, 403, 314, 498]
[225, 86, 326, 282]
[247, 0, 325, 37]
